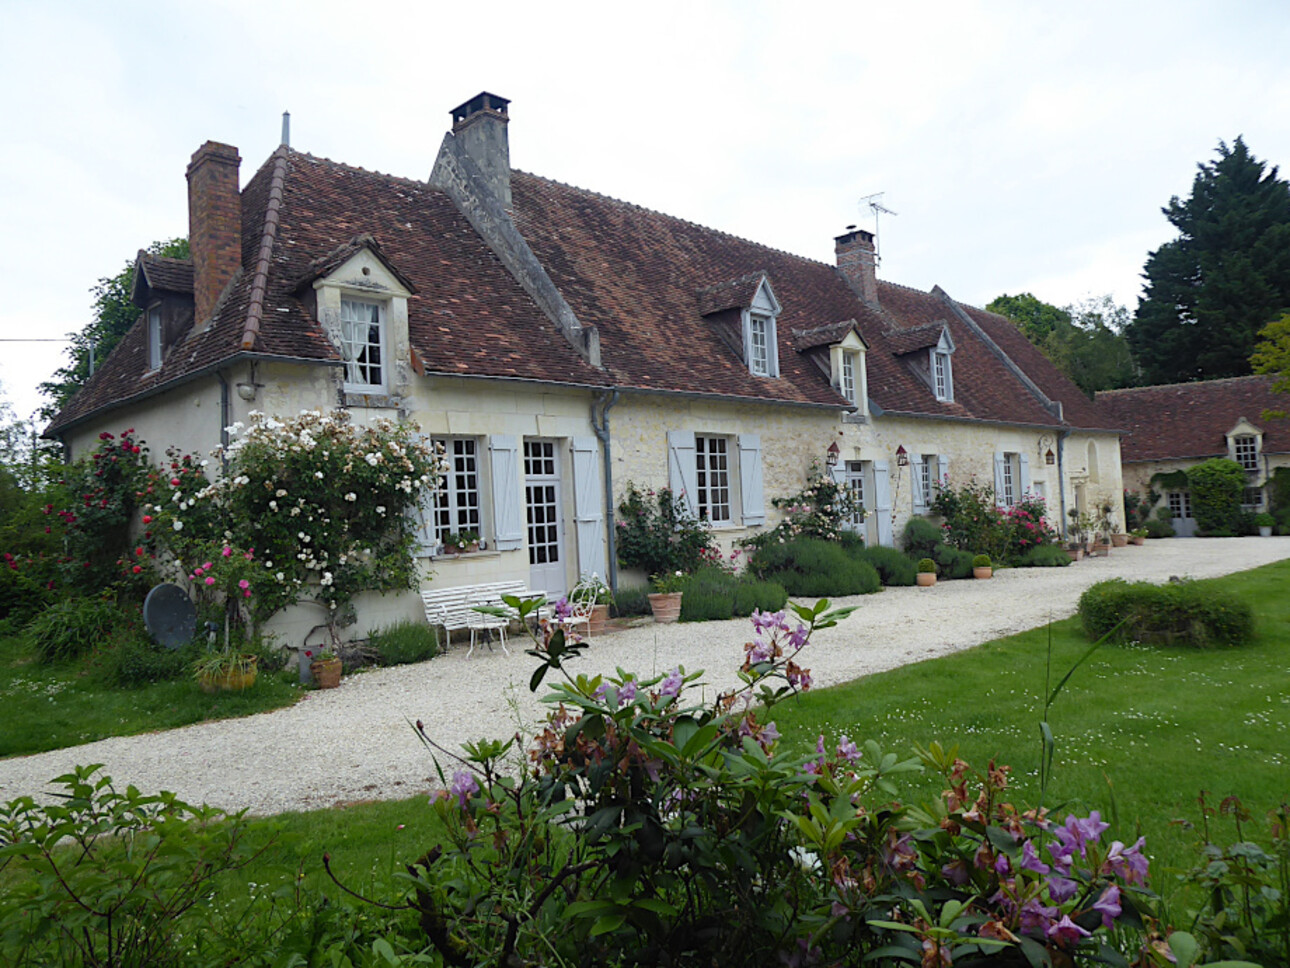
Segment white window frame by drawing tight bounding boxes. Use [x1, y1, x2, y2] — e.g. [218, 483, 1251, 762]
[845, 460, 867, 531]
[748, 314, 771, 376]
[1168, 490, 1192, 519]
[695, 435, 732, 524]
[1241, 486, 1263, 511]
[147, 306, 162, 371]
[340, 297, 387, 392]
[428, 437, 483, 546]
[920, 454, 937, 507]
[1233, 434, 1258, 471]
[841, 351, 857, 405]
[932, 350, 951, 401]
[1001, 453, 1017, 507]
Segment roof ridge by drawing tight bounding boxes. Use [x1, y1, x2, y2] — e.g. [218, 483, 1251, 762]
[241, 146, 290, 351]
[1097, 373, 1273, 396]
[290, 148, 438, 193]
[515, 170, 834, 270]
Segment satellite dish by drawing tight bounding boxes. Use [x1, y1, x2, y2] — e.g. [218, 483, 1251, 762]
[143, 583, 197, 649]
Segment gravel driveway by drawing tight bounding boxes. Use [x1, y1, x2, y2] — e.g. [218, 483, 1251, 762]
[3, 537, 1287, 816]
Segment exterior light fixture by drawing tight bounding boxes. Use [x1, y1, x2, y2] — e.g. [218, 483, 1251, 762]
[825, 441, 840, 467]
[895, 445, 909, 467]
[1045, 448, 1056, 465]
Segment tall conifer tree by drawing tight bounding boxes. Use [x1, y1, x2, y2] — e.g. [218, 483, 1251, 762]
[1126, 138, 1290, 384]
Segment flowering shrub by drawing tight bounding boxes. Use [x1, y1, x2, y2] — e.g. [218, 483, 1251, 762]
[152, 410, 444, 624]
[931, 479, 1058, 565]
[369, 599, 1155, 967]
[614, 482, 717, 577]
[739, 462, 862, 553]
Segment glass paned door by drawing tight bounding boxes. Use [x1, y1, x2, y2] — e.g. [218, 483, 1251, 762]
[525, 440, 565, 596]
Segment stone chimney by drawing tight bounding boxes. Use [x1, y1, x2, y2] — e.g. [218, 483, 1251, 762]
[450, 92, 512, 208]
[187, 141, 242, 324]
[835, 226, 879, 308]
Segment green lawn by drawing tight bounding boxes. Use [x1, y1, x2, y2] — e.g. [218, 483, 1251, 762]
[769, 559, 1290, 883]
[0, 637, 304, 758]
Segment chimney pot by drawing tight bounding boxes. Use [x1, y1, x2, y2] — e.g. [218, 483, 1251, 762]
[449, 91, 512, 208]
[187, 142, 242, 324]
[835, 227, 879, 309]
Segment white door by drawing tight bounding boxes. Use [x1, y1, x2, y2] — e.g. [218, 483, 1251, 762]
[844, 461, 873, 546]
[1169, 491, 1197, 538]
[525, 440, 566, 596]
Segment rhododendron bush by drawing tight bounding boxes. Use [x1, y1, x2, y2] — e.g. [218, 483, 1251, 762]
[358, 600, 1161, 967]
[151, 410, 445, 623]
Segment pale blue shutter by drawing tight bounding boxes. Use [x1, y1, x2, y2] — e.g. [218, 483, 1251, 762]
[1019, 453, 1031, 497]
[830, 462, 853, 532]
[768, 319, 781, 377]
[667, 431, 698, 517]
[912, 457, 928, 514]
[993, 452, 1007, 508]
[737, 434, 765, 525]
[874, 460, 893, 547]
[489, 435, 524, 551]
[570, 436, 607, 581]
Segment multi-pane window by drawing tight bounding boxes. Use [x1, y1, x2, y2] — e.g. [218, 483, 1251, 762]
[933, 351, 951, 400]
[1242, 486, 1263, 510]
[340, 298, 384, 390]
[1167, 491, 1192, 519]
[841, 352, 857, 404]
[748, 315, 770, 376]
[920, 455, 938, 506]
[845, 461, 866, 531]
[147, 307, 162, 371]
[1234, 435, 1258, 471]
[1001, 453, 1016, 507]
[524, 441, 560, 566]
[428, 438, 480, 544]
[695, 435, 731, 523]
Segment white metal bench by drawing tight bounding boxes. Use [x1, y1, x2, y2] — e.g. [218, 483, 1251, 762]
[420, 581, 539, 657]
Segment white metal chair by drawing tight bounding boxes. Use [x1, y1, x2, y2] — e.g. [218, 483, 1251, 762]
[466, 594, 510, 658]
[561, 579, 599, 642]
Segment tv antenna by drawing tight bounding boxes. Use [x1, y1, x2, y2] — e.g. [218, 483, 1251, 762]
[859, 192, 898, 264]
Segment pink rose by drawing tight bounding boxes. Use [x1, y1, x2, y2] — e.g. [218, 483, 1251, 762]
[205, 577, 215, 586]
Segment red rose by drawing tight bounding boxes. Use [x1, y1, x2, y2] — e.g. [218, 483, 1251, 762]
[132, 565, 142, 574]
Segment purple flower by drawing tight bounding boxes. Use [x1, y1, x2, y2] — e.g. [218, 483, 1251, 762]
[785, 623, 809, 650]
[747, 637, 774, 664]
[941, 859, 971, 886]
[1019, 897, 1059, 934]
[1020, 839, 1050, 874]
[618, 680, 637, 704]
[1046, 875, 1079, 903]
[449, 769, 479, 808]
[994, 852, 1012, 875]
[553, 597, 573, 621]
[1092, 884, 1121, 929]
[1104, 837, 1149, 885]
[660, 667, 683, 698]
[759, 720, 780, 749]
[1062, 811, 1109, 853]
[594, 682, 620, 709]
[1045, 914, 1091, 946]
[836, 735, 861, 763]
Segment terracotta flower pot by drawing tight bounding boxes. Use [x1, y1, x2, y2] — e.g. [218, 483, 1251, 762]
[1130, 535, 1145, 546]
[973, 566, 992, 580]
[1065, 547, 1084, 561]
[1110, 533, 1129, 548]
[587, 603, 610, 636]
[1090, 541, 1111, 557]
[647, 592, 683, 623]
[310, 657, 343, 689]
[916, 572, 936, 587]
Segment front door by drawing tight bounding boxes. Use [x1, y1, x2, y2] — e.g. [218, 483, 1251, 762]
[1169, 490, 1197, 538]
[844, 461, 872, 546]
[525, 440, 566, 596]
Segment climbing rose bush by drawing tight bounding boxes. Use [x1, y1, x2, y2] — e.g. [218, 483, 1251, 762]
[152, 409, 445, 622]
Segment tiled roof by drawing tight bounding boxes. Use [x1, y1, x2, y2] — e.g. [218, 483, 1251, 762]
[137, 253, 193, 294]
[49, 141, 1126, 437]
[885, 321, 945, 356]
[696, 272, 766, 317]
[1097, 375, 1290, 461]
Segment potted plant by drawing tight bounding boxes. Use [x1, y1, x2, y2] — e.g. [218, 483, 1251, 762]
[193, 649, 258, 693]
[1110, 531, 1129, 548]
[1065, 508, 1092, 560]
[1255, 512, 1276, 537]
[305, 647, 342, 688]
[972, 554, 992, 579]
[1088, 504, 1114, 556]
[916, 558, 937, 587]
[1129, 527, 1149, 546]
[647, 571, 686, 622]
[442, 530, 481, 555]
[576, 574, 614, 635]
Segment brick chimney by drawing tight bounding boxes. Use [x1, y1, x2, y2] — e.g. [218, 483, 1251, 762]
[450, 92, 512, 208]
[835, 226, 879, 308]
[187, 142, 242, 324]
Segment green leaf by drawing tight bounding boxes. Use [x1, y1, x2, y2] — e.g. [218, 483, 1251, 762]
[1166, 931, 1200, 968]
[590, 913, 626, 936]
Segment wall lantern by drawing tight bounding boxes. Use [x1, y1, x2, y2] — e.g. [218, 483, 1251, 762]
[1045, 448, 1056, 465]
[895, 444, 909, 467]
[825, 441, 840, 467]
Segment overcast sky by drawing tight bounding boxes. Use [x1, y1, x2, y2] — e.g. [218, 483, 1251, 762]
[3, 0, 1288, 424]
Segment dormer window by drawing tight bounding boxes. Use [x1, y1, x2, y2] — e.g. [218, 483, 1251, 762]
[841, 351, 857, 404]
[742, 277, 781, 378]
[930, 330, 955, 402]
[749, 314, 771, 375]
[340, 297, 386, 392]
[147, 306, 162, 371]
[1234, 434, 1258, 471]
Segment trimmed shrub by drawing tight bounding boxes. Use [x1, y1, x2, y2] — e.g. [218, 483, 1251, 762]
[679, 568, 737, 622]
[934, 544, 976, 580]
[369, 621, 439, 666]
[1144, 518, 1175, 539]
[103, 633, 195, 687]
[29, 597, 129, 663]
[1078, 578, 1255, 647]
[611, 586, 651, 618]
[731, 579, 788, 616]
[750, 537, 880, 597]
[1155, 505, 1175, 522]
[1017, 544, 1071, 568]
[901, 517, 945, 558]
[972, 554, 991, 569]
[853, 546, 916, 586]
